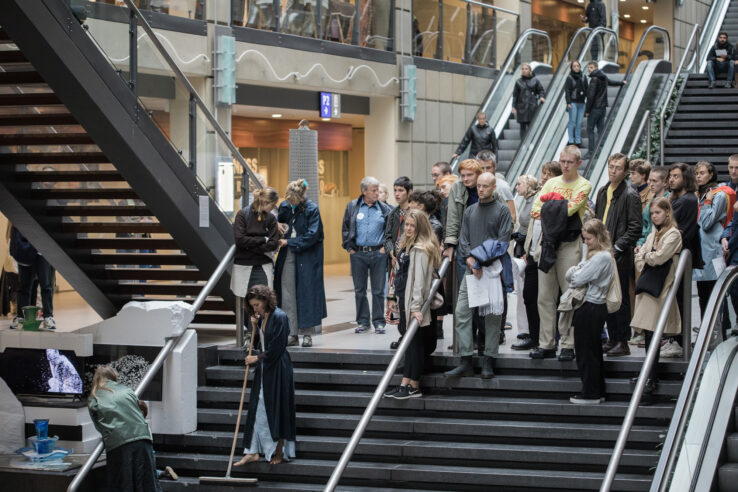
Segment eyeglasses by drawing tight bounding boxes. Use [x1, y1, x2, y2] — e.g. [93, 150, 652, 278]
[431, 173, 441, 178]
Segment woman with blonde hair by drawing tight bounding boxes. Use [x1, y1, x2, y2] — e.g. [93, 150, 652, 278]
[88, 366, 161, 491]
[275, 179, 327, 347]
[566, 219, 614, 405]
[383, 210, 440, 399]
[631, 197, 682, 392]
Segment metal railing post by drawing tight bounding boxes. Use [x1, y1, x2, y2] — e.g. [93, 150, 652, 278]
[646, 116, 651, 162]
[235, 296, 244, 347]
[682, 269, 692, 361]
[353, 0, 360, 45]
[272, 0, 280, 31]
[128, 9, 137, 97]
[436, 0, 443, 60]
[188, 93, 196, 170]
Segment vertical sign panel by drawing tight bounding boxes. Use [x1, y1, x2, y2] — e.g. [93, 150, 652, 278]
[320, 92, 332, 118]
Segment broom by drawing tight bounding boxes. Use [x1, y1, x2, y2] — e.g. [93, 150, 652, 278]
[199, 313, 267, 485]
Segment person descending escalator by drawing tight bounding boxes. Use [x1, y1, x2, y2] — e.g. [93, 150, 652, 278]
[512, 63, 546, 139]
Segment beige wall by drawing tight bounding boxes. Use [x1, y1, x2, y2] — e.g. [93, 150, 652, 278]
[674, 0, 713, 67]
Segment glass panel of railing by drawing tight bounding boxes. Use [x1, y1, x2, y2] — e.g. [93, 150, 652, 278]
[234, 0, 278, 30]
[84, 0, 206, 21]
[324, 0, 358, 44]
[280, 0, 324, 38]
[440, 0, 467, 63]
[466, 4, 516, 69]
[360, 0, 393, 50]
[412, 0, 440, 58]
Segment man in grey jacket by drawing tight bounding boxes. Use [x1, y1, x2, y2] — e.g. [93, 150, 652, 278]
[445, 173, 512, 379]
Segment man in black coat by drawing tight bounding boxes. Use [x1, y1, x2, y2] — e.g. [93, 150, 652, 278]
[594, 153, 642, 356]
[581, 0, 607, 59]
[585, 61, 625, 154]
[453, 111, 498, 160]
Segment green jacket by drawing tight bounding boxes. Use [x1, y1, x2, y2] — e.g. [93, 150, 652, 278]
[444, 180, 468, 246]
[88, 380, 152, 452]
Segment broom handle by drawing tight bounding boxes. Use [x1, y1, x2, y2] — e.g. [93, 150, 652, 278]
[225, 312, 266, 477]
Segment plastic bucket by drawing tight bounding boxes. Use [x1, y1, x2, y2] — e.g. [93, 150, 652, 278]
[34, 419, 49, 439]
[21, 306, 41, 331]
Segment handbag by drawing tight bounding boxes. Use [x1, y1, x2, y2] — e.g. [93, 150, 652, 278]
[606, 256, 622, 314]
[635, 258, 673, 298]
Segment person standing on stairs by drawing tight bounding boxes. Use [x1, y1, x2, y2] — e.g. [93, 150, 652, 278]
[629, 159, 653, 212]
[512, 63, 546, 139]
[565, 60, 587, 146]
[565, 219, 614, 405]
[585, 60, 625, 156]
[452, 112, 498, 162]
[9, 226, 56, 331]
[385, 177, 413, 348]
[706, 32, 735, 89]
[383, 210, 441, 399]
[595, 153, 642, 357]
[235, 285, 296, 466]
[444, 173, 512, 380]
[275, 179, 327, 348]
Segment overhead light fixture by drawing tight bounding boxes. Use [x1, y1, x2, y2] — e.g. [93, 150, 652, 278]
[321, 117, 331, 121]
[640, 19, 647, 23]
[624, 14, 631, 18]
[642, 5, 649, 9]
[577, 0, 584, 3]
[271, 113, 282, 118]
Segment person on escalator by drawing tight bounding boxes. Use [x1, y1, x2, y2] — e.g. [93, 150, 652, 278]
[706, 32, 735, 89]
[565, 60, 587, 147]
[452, 111, 498, 161]
[585, 60, 625, 156]
[581, 0, 607, 60]
[512, 63, 546, 139]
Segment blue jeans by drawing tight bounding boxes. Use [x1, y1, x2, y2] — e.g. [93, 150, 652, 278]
[707, 60, 735, 84]
[18, 255, 55, 318]
[567, 103, 585, 144]
[349, 250, 387, 328]
[587, 108, 606, 151]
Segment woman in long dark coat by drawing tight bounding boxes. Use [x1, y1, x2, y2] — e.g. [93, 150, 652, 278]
[274, 179, 327, 348]
[512, 63, 546, 139]
[234, 285, 296, 466]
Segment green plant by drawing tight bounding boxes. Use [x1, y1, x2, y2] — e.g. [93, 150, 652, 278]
[631, 75, 684, 162]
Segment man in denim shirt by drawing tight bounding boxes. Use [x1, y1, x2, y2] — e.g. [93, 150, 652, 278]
[342, 176, 392, 333]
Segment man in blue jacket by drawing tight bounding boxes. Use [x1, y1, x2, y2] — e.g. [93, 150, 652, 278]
[9, 227, 56, 330]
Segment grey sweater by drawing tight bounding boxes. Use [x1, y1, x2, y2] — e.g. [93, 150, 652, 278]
[566, 250, 614, 304]
[459, 198, 513, 260]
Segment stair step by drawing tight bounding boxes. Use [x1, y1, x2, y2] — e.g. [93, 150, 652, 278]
[679, 94, 738, 103]
[0, 151, 108, 164]
[30, 188, 137, 200]
[0, 93, 60, 106]
[102, 267, 205, 281]
[47, 204, 151, 216]
[0, 70, 45, 84]
[86, 252, 192, 265]
[719, 462, 738, 492]
[15, 170, 123, 182]
[664, 138, 738, 147]
[73, 237, 179, 249]
[60, 222, 165, 234]
[154, 431, 660, 468]
[113, 282, 206, 296]
[663, 147, 738, 155]
[0, 50, 28, 63]
[159, 477, 419, 492]
[0, 132, 93, 146]
[667, 130, 738, 137]
[153, 454, 651, 490]
[0, 113, 77, 126]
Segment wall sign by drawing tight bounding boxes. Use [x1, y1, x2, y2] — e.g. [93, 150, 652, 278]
[320, 92, 341, 119]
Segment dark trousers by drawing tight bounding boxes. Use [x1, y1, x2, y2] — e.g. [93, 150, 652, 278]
[473, 278, 507, 356]
[402, 307, 438, 381]
[519, 121, 529, 139]
[523, 256, 540, 345]
[350, 250, 387, 328]
[643, 330, 660, 380]
[673, 279, 686, 347]
[18, 256, 54, 318]
[697, 280, 716, 318]
[574, 302, 608, 399]
[606, 261, 631, 343]
[587, 108, 606, 150]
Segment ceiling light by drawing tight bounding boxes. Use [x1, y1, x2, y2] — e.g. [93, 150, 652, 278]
[640, 19, 647, 23]
[577, 0, 584, 3]
[642, 5, 649, 9]
[623, 14, 630, 18]
[321, 117, 331, 121]
[271, 113, 282, 118]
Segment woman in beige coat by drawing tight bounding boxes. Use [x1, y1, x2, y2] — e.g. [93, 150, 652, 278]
[384, 210, 440, 400]
[632, 197, 683, 393]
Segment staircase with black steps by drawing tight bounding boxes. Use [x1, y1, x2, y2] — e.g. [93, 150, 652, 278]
[152, 347, 686, 491]
[0, 17, 236, 326]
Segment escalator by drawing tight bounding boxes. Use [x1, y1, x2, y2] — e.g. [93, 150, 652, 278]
[0, 0, 258, 325]
[450, 28, 552, 171]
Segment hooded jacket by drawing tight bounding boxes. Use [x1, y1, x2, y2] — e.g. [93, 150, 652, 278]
[585, 69, 624, 114]
[671, 191, 704, 269]
[455, 122, 498, 158]
[513, 75, 546, 123]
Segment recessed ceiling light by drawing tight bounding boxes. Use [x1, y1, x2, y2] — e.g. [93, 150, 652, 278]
[321, 117, 331, 121]
[640, 19, 647, 23]
[577, 0, 584, 3]
[624, 14, 631, 18]
[642, 5, 649, 9]
[271, 113, 282, 118]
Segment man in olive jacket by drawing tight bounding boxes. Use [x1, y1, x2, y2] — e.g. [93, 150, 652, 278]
[594, 153, 642, 357]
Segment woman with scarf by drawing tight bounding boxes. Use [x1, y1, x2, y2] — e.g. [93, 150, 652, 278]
[512, 63, 546, 139]
[565, 60, 587, 146]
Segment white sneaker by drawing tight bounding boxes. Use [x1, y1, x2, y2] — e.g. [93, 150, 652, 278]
[10, 316, 23, 329]
[628, 333, 645, 346]
[42, 317, 56, 331]
[660, 340, 683, 358]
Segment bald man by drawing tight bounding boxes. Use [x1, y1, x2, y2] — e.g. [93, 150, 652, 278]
[445, 172, 513, 379]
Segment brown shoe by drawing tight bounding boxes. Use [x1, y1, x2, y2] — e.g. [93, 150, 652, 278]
[602, 340, 614, 352]
[606, 341, 630, 357]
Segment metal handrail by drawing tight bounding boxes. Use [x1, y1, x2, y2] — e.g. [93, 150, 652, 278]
[600, 249, 693, 491]
[695, 0, 731, 72]
[627, 109, 651, 161]
[651, 265, 738, 491]
[324, 257, 451, 491]
[67, 244, 238, 492]
[119, 0, 262, 190]
[450, 28, 552, 172]
[659, 24, 700, 166]
[583, 25, 670, 177]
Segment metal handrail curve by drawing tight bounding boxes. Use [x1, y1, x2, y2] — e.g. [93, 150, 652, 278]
[450, 28, 552, 172]
[324, 257, 451, 491]
[600, 249, 692, 491]
[659, 24, 700, 166]
[119, 0, 263, 190]
[583, 25, 671, 177]
[651, 265, 738, 491]
[66, 245, 237, 492]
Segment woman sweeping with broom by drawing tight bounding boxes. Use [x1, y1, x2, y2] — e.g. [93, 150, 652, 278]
[233, 284, 297, 466]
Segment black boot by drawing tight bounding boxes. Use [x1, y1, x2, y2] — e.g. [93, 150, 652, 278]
[444, 356, 473, 377]
[481, 356, 494, 379]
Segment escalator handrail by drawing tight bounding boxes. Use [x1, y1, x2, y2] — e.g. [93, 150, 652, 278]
[695, 0, 732, 72]
[118, 0, 263, 191]
[507, 26, 616, 184]
[650, 265, 738, 491]
[659, 24, 700, 166]
[599, 249, 693, 492]
[324, 257, 451, 492]
[583, 24, 671, 177]
[450, 28, 552, 172]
